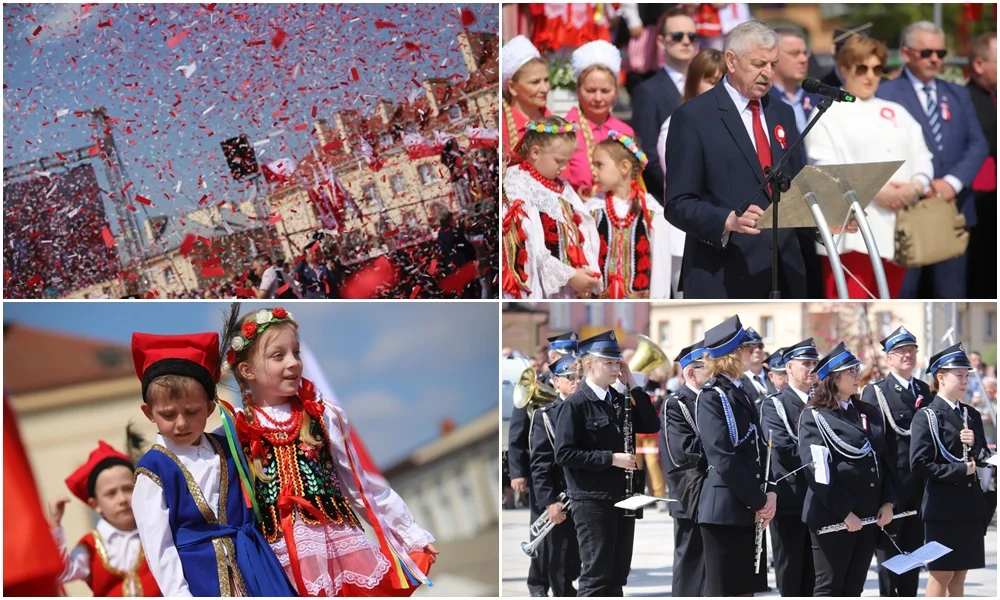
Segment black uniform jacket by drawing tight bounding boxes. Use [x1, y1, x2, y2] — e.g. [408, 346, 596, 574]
[909, 396, 992, 522]
[860, 374, 932, 510]
[530, 398, 569, 509]
[508, 404, 532, 481]
[554, 382, 660, 502]
[759, 386, 810, 516]
[696, 376, 769, 526]
[661, 384, 707, 520]
[798, 401, 898, 529]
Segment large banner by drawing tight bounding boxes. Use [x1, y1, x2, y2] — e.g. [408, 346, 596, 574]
[3, 163, 119, 298]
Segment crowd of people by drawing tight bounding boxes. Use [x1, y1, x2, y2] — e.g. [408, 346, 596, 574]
[505, 317, 997, 597]
[500, 4, 996, 300]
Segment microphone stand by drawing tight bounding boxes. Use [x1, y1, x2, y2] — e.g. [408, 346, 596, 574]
[735, 96, 834, 299]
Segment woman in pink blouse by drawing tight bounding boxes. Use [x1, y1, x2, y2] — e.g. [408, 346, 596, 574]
[562, 40, 634, 198]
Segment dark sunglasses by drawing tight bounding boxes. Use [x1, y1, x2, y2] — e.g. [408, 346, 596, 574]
[916, 48, 947, 59]
[561, 374, 582, 381]
[667, 31, 699, 43]
[854, 63, 884, 77]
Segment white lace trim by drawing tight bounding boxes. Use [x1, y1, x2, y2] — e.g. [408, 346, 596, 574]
[503, 165, 570, 220]
[540, 256, 577, 297]
[271, 519, 390, 596]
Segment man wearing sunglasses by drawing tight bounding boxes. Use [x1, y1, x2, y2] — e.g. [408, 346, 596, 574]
[632, 6, 699, 204]
[739, 327, 769, 405]
[877, 20, 988, 299]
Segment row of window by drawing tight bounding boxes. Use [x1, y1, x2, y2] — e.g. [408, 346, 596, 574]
[373, 106, 465, 149]
[362, 165, 441, 205]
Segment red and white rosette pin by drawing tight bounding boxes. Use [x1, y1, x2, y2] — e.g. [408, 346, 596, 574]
[774, 124, 787, 149]
[940, 101, 950, 121]
[861, 413, 868, 431]
[880, 106, 896, 125]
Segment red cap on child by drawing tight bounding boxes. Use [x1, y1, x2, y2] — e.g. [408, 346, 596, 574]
[131, 332, 220, 403]
[65, 441, 133, 504]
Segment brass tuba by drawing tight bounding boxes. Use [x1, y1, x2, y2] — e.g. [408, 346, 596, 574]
[629, 335, 669, 376]
[512, 367, 558, 415]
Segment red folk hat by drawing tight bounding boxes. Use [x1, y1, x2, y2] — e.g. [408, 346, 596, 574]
[131, 332, 220, 403]
[65, 441, 133, 503]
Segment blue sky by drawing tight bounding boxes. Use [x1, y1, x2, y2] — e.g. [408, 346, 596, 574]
[3, 3, 497, 245]
[3, 301, 499, 467]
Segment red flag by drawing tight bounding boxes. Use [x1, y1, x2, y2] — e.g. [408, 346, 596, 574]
[4, 397, 64, 596]
[439, 262, 479, 294]
[340, 256, 399, 299]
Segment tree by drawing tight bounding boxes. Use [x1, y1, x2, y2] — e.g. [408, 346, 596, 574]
[842, 4, 996, 51]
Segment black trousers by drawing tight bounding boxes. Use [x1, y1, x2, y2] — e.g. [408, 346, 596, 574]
[770, 514, 814, 596]
[526, 483, 549, 596]
[967, 191, 997, 299]
[546, 513, 581, 597]
[811, 526, 879, 596]
[573, 498, 636, 596]
[875, 513, 922, 597]
[671, 518, 704, 597]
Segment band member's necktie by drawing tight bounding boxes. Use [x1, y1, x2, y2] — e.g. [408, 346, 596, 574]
[747, 99, 772, 177]
[846, 403, 859, 425]
[909, 380, 917, 398]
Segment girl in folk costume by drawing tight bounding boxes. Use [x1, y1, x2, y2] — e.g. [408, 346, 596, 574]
[502, 35, 552, 163]
[51, 440, 161, 596]
[586, 131, 670, 298]
[218, 305, 437, 597]
[909, 344, 993, 597]
[502, 117, 602, 299]
[563, 40, 635, 199]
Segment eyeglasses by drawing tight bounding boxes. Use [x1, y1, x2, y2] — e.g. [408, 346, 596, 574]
[667, 31, 699, 43]
[742, 343, 764, 351]
[561, 374, 582, 381]
[786, 49, 811, 59]
[854, 63, 884, 77]
[912, 48, 948, 60]
[889, 346, 918, 356]
[844, 365, 863, 378]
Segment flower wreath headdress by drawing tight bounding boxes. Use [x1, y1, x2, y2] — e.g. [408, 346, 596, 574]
[525, 120, 579, 134]
[225, 307, 297, 366]
[607, 130, 648, 168]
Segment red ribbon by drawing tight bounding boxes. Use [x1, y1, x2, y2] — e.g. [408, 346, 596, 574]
[277, 487, 332, 597]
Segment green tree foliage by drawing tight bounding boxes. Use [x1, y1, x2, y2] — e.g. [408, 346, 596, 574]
[841, 4, 996, 50]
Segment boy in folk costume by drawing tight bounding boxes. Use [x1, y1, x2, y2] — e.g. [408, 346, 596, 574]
[502, 116, 602, 299]
[50, 442, 161, 596]
[218, 305, 437, 597]
[131, 331, 297, 597]
[586, 131, 671, 298]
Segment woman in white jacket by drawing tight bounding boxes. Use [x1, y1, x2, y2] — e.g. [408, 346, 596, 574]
[804, 35, 933, 298]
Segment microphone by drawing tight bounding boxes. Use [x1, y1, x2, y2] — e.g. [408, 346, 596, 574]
[801, 78, 856, 103]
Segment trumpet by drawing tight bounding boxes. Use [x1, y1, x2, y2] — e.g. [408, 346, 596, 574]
[520, 493, 572, 557]
[755, 430, 773, 574]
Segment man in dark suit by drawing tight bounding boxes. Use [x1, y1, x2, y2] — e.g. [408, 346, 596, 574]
[877, 21, 988, 298]
[665, 20, 808, 298]
[860, 327, 932, 597]
[759, 338, 820, 597]
[965, 32, 997, 299]
[630, 6, 697, 203]
[739, 328, 769, 405]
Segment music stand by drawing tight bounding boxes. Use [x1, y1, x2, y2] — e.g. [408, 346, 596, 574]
[757, 161, 903, 299]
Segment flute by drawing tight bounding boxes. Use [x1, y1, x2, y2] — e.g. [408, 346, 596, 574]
[754, 430, 773, 573]
[817, 510, 917, 535]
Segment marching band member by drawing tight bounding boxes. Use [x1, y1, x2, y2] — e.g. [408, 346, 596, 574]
[542, 332, 581, 385]
[910, 344, 993, 597]
[798, 342, 897, 597]
[739, 328, 769, 406]
[511, 334, 579, 596]
[553, 331, 660, 596]
[660, 341, 709, 597]
[764, 347, 788, 394]
[860, 326, 931, 597]
[530, 355, 584, 597]
[759, 338, 821, 596]
[695, 316, 774, 597]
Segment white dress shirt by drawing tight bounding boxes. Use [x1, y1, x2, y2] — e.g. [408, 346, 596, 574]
[723, 76, 770, 152]
[586, 378, 611, 402]
[664, 63, 686, 95]
[132, 433, 223, 597]
[903, 68, 964, 196]
[744, 370, 768, 394]
[788, 384, 810, 404]
[55, 518, 143, 594]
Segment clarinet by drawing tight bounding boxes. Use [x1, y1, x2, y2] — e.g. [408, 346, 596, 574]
[754, 430, 773, 573]
[962, 405, 970, 462]
[623, 386, 636, 518]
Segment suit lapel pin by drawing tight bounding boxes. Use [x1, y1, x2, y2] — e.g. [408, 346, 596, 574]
[915, 395, 924, 408]
[861, 413, 868, 431]
[940, 100, 950, 121]
[894, 383, 903, 392]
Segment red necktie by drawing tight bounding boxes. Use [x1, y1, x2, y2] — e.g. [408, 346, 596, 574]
[748, 99, 772, 176]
